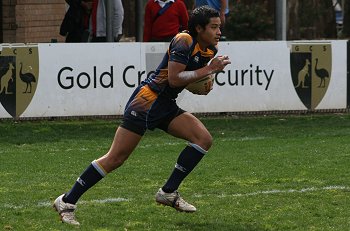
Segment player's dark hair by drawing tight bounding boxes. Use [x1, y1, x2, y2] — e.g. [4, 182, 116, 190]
[188, 5, 220, 37]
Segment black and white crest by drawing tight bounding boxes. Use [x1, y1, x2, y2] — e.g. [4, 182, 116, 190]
[290, 42, 332, 110]
[0, 45, 39, 118]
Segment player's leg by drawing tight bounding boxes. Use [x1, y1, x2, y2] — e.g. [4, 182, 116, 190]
[62, 126, 142, 203]
[96, 126, 143, 172]
[167, 112, 212, 150]
[155, 112, 212, 212]
[54, 126, 142, 225]
[163, 112, 212, 192]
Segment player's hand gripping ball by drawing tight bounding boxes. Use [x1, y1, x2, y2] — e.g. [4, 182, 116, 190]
[186, 74, 214, 95]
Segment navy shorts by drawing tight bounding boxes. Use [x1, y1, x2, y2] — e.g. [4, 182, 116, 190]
[120, 84, 185, 136]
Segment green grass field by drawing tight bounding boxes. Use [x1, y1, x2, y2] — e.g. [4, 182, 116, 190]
[1, 114, 350, 231]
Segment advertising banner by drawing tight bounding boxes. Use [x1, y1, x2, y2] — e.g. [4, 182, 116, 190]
[0, 40, 347, 118]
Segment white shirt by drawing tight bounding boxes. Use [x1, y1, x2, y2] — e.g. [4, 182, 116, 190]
[93, 0, 124, 37]
[154, 0, 175, 8]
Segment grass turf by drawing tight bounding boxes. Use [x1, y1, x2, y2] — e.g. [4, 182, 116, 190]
[0, 114, 350, 230]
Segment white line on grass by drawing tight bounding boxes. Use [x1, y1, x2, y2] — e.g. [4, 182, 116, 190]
[195, 185, 350, 198]
[3, 186, 349, 210]
[138, 142, 183, 149]
[138, 136, 267, 149]
[218, 136, 268, 142]
[3, 197, 130, 210]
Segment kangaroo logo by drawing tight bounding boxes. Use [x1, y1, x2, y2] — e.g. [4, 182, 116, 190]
[0, 62, 15, 94]
[290, 43, 331, 110]
[294, 59, 310, 88]
[0, 45, 39, 118]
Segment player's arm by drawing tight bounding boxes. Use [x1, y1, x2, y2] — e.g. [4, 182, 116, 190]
[168, 56, 231, 88]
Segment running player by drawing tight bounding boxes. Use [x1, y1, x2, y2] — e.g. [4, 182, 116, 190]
[53, 5, 231, 225]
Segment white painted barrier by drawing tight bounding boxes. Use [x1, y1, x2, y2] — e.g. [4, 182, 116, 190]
[0, 40, 347, 118]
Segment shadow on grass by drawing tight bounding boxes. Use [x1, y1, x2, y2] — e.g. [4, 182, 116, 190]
[175, 221, 266, 231]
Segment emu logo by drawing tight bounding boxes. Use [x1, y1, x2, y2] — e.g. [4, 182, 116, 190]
[290, 43, 331, 110]
[0, 45, 39, 118]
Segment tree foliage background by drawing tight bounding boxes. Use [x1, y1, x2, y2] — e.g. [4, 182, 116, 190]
[122, 0, 348, 41]
[225, 0, 340, 41]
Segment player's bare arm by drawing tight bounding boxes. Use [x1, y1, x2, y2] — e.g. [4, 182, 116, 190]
[168, 15, 230, 88]
[168, 56, 231, 88]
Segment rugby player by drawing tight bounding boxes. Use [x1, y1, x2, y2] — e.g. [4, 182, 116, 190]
[53, 5, 231, 225]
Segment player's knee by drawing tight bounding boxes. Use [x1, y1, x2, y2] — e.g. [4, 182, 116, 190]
[203, 133, 213, 150]
[196, 132, 212, 151]
[104, 153, 129, 171]
[110, 158, 125, 169]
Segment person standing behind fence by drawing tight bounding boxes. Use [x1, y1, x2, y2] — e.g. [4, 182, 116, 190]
[90, 0, 124, 42]
[143, 0, 189, 42]
[195, 0, 229, 26]
[60, 0, 92, 42]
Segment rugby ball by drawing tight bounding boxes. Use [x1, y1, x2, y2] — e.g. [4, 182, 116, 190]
[186, 74, 214, 95]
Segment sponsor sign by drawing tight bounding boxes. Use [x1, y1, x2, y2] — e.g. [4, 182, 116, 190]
[0, 45, 39, 118]
[290, 42, 332, 110]
[0, 41, 346, 118]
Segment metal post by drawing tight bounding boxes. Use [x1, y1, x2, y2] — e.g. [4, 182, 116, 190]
[104, 0, 113, 42]
[275, 0, 287, 40]
[135, 0, 143, 42]
[0, 2, 3, 43]
[347, 40, 350, 108]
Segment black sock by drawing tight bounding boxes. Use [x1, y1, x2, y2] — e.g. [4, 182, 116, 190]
[162, 144, 207, 193]
[63, 160, 106, 204]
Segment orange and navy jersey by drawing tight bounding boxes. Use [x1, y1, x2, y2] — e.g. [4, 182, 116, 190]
[142, 32, 218, 99]
[123, 32, 218, 134]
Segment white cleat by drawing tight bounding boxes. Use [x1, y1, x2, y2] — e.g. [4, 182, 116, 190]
[53, 194, 80, 225]
[155, 188, 196, 213]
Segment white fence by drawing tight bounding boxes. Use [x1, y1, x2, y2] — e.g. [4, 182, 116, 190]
[0, 40, 347, 118]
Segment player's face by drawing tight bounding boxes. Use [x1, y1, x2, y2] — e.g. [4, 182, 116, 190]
[197, 17, 221, 47]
